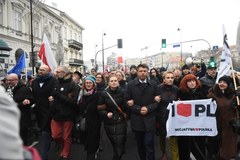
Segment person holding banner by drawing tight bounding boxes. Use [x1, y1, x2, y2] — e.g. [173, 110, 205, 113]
[177, 74, 207, 160]
[157, 71, 179, 160]
[207, 75, 238, 160]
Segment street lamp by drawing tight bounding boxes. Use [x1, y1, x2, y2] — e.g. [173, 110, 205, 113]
[102, 33, 106, 72]
[177, 28, 183, 64]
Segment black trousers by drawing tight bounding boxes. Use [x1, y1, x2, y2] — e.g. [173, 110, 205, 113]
[133, 130, 155, 160]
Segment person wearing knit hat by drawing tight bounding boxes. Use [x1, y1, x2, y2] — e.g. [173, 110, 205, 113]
[130, 65, 137, 71]
[218, 75, 231, 87]
[76, 73, 101, 160]
[126, 65, 138, 82]
[207, 75, 237, 159]
[84, 75, 96, 84]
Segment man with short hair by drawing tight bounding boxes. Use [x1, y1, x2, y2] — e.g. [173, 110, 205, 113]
[5, 73, 34, 145]
[126, 65, 137, 82]
[124, 63, 159, 160]
[91, 68, 97, 77]
[49, 66, 80, 160]
[199, 65, 217, 95]
[31, 64, 56, 160]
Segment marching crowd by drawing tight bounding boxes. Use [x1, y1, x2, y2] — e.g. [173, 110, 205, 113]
[1, 61, 240, 160]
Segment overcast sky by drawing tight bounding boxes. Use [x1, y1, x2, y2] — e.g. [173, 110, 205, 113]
[45, 0, 240, 61]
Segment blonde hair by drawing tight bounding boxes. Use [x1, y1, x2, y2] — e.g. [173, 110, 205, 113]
[115, 70, 126, 80]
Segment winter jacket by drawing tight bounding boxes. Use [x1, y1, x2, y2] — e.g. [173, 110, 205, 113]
[50, 77, 80, 121]
[11, 81, 34, 129]
[124, 77, 159, 131]
[78, 90, 101, 153]
[31, 75, 56, 130]
[208, 85, 238, 159]
[98, 87, 127, 157]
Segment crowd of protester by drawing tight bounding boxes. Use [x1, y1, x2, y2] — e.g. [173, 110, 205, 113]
[1, 61, 240, 160]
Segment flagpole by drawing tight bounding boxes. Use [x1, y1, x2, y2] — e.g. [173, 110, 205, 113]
[30, 0, 34, 75]
[24, 51, 28, 83]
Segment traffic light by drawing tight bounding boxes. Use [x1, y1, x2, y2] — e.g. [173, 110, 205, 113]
[162, 39, 166, 48]
[29, 51, 38, 67]
[208, 56, 217, 68]
[117, 39, 122, 48]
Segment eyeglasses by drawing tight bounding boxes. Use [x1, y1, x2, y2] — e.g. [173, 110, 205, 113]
[6, 79, 18, 81]
[38, 69, 47, 72]
[56, 71, 65, 74]
[96, 76, 102, 78]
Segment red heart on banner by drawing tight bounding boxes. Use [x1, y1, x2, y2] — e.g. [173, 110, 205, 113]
[177, 103, 192, 117]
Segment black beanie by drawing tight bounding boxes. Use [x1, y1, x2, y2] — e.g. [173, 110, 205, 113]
[182, 64, 189, 70]
[130, 65, 137, 70]
[218, 76, 231, 86]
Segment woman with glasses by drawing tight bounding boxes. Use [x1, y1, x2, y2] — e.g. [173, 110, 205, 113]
[95, 73, 107, 92]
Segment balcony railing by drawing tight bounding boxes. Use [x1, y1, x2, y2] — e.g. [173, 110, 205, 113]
[68, 39, 83, 51]
[0, 51, 10, 57]
[69, 58, 84, 66]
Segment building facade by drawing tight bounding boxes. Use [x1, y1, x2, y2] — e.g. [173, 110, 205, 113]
[0, 0, 84, 75]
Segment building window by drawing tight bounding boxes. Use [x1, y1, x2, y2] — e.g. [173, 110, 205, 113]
[75, 33, 77, 41]
[64, 27, 67, 39]
[0, 3, 3, 25]
[33, 20, 39, 38]
[70, 30, 72, 39]
[14, 9, 22, 31]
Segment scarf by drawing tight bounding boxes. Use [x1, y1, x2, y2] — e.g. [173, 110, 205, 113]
[77, 89, 95, 104]
[36, 73, 52, 83]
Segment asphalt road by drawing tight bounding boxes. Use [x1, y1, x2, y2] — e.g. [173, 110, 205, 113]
[35, 124, 166, 160]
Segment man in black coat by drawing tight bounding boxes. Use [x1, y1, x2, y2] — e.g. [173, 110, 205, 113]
[5, 73, 34, 145]
[31, 64, 56, 160]
[49, 66, 80, 160]
[124, 63, 159, 160]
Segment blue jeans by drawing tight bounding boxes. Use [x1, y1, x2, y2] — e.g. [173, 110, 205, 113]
[134, 130, 155, 160]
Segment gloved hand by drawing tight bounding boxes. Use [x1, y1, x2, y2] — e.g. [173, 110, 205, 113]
[231, 99, 240, 109]
[236, 88, 240, 97]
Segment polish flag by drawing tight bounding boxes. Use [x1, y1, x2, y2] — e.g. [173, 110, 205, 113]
[38, 33, 57, 71]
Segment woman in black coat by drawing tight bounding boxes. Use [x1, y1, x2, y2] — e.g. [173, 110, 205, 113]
[98, 75, 128, 160]
[78, 76, 101, 160]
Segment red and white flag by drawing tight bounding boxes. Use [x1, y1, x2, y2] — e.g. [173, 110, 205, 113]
[38, 33, 57, 71]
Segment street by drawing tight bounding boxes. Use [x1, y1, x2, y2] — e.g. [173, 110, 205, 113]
[35, 124, 164, 160]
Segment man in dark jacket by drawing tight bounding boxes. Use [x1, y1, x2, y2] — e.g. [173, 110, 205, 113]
[124, 63, 159, 160]
[31, 64, 56, 160]
[126, 65, 137, 82]
[5, 73, 34, 145]
[49, 66, 80, 160]
[199, 65, 217, 95]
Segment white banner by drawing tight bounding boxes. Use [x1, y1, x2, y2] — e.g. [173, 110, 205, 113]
[166, 99, 218, 137]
